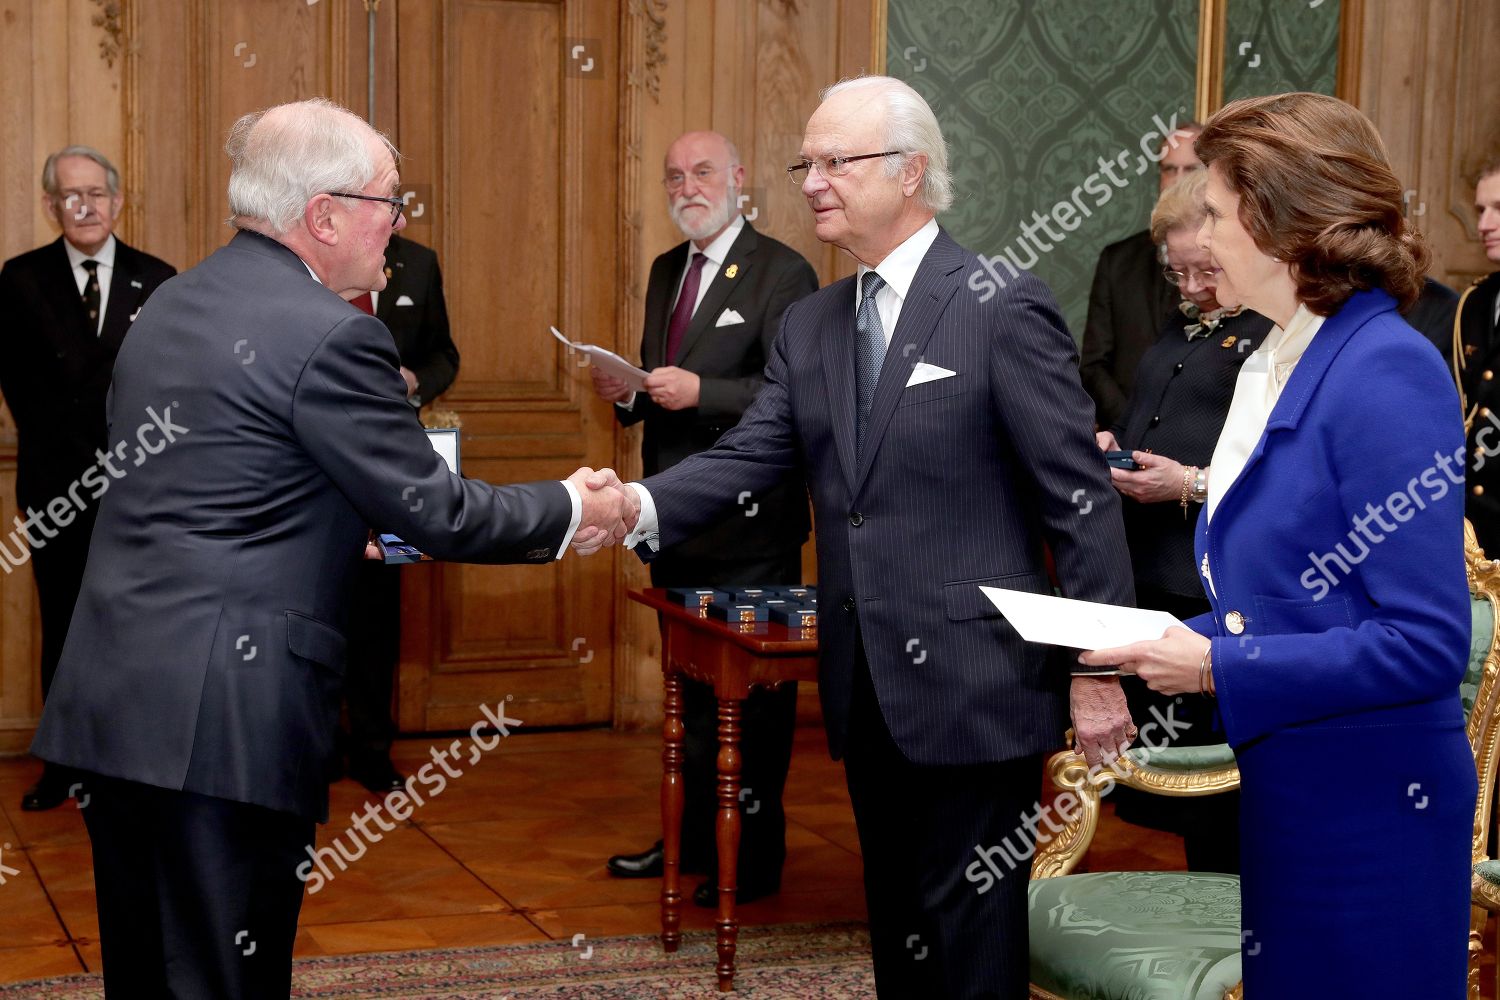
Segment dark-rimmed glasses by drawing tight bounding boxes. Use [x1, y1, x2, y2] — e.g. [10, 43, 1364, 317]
[327, 191, 405, 225]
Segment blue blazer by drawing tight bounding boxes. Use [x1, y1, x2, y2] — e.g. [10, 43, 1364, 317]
[1188, 288, 1471, 744]
[640, 228, 1134, 765]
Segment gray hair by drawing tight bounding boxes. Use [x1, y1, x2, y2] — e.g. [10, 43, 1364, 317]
[42, 146, 121, 197]
[820, 76, 953, 213]
[225, 98, 398, 234]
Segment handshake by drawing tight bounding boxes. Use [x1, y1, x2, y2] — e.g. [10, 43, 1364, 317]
[567, 467, 643, 556]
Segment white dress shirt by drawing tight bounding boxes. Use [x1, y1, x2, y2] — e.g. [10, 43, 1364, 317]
[64, 234, 117, 336]
[617, 215, 747, 412]
[854, 217, 940, 345]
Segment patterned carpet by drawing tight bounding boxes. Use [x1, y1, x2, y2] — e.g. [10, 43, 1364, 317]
[0, 923, 875, 999]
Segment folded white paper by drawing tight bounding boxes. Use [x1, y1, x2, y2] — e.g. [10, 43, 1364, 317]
[550, 326, 650, 391]
[978, 587, 1185, 652]
[906, 361, 956, 387]
[715, 308, 745, 327]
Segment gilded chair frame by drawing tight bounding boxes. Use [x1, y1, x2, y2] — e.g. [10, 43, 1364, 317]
[1028, 521, 1500, 1000]
[1462, 523, 1500, 1000]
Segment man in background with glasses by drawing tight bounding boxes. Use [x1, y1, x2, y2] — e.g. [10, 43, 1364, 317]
[587, 77, 1135, 997]
[592, 130, 817, 908]
[0, 145, 175, 813]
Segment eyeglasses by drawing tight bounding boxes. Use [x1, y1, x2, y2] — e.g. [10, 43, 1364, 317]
[327, 191, 405, 225]
[1163, 266, 1219, 287]
[786, 151, 902, 185]
[663, 166, 721, 192]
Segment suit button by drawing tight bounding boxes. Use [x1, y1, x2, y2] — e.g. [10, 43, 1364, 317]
[1149, 415, 1161, 427]
[849, 511, 864, 527]
[1173, 363, 1184, 373]
[1476, 486, 1486, 497]
[1486, 371, 1495, 382]
[1225, 610, 1246, 635]
[842, 597, 856, 612]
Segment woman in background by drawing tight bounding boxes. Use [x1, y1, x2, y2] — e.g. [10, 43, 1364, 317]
[1098, 168, 1270, 874]
[1083, 92, 1476, 997]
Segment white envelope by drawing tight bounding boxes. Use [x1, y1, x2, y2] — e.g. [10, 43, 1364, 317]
[978, 587, 1185, 652]
[715, 309, 745, 327]
[906, 361, 956, 387]
[395, 295, 415, 307]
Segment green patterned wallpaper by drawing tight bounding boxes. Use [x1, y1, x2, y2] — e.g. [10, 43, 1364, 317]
[887, 0, 1341, 338]
[1224, 0, 1341, 104]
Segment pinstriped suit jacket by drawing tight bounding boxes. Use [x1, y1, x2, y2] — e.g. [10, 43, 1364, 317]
[641, 227, 1134, 764]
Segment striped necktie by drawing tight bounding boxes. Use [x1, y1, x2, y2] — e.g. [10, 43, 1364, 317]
[855, 271, 887, 449]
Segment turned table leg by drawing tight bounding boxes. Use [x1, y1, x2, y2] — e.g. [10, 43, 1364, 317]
[714, 694, 744, 992]
[660, 668, 685, 953]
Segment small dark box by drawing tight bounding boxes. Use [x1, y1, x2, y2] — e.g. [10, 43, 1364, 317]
[666, 587, 727, 607]
[706, 602, 770, 623]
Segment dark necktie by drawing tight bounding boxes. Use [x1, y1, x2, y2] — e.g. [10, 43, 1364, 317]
[81, 259, 101, 335]
[855, 271, 887, 448]
[350, 291, 374, 315]
[664, 252, 708, 365]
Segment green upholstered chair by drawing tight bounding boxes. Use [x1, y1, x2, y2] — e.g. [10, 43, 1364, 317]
[1026, 520, 1500, 1000]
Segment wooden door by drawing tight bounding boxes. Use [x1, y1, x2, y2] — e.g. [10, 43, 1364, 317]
[391, 0, 620, 731]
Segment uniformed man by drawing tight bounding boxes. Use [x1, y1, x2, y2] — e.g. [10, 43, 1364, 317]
[1456, 155, 1500, 555]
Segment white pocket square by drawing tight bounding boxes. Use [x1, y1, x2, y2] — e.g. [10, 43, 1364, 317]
[906, 362, 957, 388]
[715, 309, 745, 327]
[395, 294, 415, 307]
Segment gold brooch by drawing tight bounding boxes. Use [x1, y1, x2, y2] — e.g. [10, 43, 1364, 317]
[1467, 345, 1480, 358]
[384, 267, 394, 279]
[724, 264, 739, 279]
[1220, 335, 1237, 349]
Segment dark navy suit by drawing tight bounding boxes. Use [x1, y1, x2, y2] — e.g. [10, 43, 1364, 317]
[32, 230, 573, 998]
[1188, 289, 1475, 997]
[639, 227, 1134, 997]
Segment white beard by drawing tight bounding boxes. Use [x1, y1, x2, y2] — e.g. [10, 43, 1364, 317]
[670, 183, 738, 242]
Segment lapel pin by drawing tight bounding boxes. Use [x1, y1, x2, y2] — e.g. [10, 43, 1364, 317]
[130, 279, 143, 289]
[724, 264, 739, 279]
[384, 266, 394, 280]
[1220, 335, 1237, 349]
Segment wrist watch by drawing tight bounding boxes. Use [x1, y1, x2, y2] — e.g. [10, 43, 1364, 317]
[1191, 466, 1209, 503]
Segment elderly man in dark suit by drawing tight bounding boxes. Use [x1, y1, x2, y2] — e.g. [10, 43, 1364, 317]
[339, 233, 461, 793]
[583, 77, 1136, 998]
[31, 98, 629, 999]
[590, 130, 817, 906]
[0, 145, 175, 812]
[1079, 122, 1203, 428]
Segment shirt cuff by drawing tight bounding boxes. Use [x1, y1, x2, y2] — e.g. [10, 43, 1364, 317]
[615, 393, 638, 412]
[624, 482, 660, 552]
[557, 479, 584, 559]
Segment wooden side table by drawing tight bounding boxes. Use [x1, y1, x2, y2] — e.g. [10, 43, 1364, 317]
[628, 588, 818, 993]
